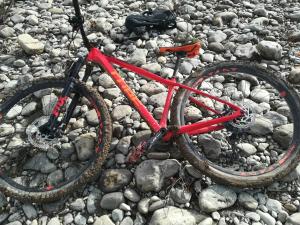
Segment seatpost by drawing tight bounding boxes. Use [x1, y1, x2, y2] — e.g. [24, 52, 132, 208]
[172, 52, 185, 77]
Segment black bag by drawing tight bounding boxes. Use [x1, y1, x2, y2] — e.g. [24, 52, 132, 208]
[125, 9, 176, 34]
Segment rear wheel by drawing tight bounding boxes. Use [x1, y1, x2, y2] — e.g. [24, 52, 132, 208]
[171, 61, 300, 187]
[0, 78, 112, 202]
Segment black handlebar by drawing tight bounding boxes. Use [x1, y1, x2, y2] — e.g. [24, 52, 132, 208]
[72, 0, 91, 50]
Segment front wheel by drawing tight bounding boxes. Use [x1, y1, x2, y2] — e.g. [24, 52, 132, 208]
[171, 61, 300, 187]
[0, 78, 112, 202]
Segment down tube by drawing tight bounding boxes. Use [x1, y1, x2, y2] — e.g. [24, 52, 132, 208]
[86, 48, 161, 132]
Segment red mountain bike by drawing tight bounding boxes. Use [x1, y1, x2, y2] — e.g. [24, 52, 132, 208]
[1, 0, 300, 202]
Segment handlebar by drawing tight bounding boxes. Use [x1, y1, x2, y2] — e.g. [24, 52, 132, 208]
[72, 0, 91, 50]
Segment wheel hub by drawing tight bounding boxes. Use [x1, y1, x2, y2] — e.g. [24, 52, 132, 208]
[226, 104, 255, 131]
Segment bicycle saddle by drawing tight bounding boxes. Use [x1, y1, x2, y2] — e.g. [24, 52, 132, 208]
[159, 41, 201, 58]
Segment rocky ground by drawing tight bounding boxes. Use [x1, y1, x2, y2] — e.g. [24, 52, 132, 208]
[1, 0, 300, 225]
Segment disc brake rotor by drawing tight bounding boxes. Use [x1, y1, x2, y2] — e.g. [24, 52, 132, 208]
[26, 116, 58, 150]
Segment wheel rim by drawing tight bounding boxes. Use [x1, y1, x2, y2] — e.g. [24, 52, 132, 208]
[181, 69, 297, 177]
[0, 81, 105, 192]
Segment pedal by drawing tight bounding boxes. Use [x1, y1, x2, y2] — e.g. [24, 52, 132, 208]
[127, 128, 167, 164]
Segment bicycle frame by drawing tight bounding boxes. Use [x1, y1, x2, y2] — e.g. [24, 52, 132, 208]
[85, 47, 242, 141]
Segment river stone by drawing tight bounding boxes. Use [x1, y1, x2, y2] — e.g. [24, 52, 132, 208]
[256, 210, 276, 225]
[129, 48, 148, 66]
[18, 34, 45, 55]
[140, 82, 166, 96]
[135, 159, 180, 192]
[198, 185, 237, 213]
[285, 212, 300, 225]
[237, 143, 257, 156]
[0, 124, 15, 137]
[149, 206, 207, 225]
[257, 41, 282, 60]
[238, 192, 258, 210]
[112, 105, 132, 120]
[148, 92, 168, 107]
[74, 133, 95, 161]
[99, 169, 132, 192]
[86, 109, 98, 126]
[0, 27, 15, 38]
[249, 116, 273, 135]
[100, 192, 125, 210]
[87, 188, 102, 214]
[266, 198, 283, 213]
[93, 215, 114, 225]
[21, 102, 37, 116]
[197, 134, 221, 160]
[264, 111, 287, 127]
[273, 124, 293, 148]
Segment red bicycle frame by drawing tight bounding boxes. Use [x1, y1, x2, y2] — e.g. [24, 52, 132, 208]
[86, 48, 242, 141]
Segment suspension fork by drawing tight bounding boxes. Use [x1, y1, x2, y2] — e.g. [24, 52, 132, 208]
[44, 57, 86, 134]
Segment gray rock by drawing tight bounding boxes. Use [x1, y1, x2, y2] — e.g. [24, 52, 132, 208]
[47, 217, 61, 225]
[287, 12, 300, 22]
[149, 206, 207, 225]
[273, 123, 293, 148]
[213, 12, 238, 26]
[288, 31, 300, 42]
[201, 53, 214, 63]
[0, 124, 15, 137]
[129, 49, 148, 66]
[197, 134, 221, 160]
[74, 133, 95, 161]
[22, 203, 37, 219]
[176, 22, 193, 32]
[26, 15, 39, 25]
[249, 116, 273, 135]
[140, 82, 166, 96]
[70, 198, 85, 211]
[184, 106, 202, 122]
[6, 105, 22, 119]
[237, 143, 257, 156]
[246, 212, 260, 222]
[148, 92, 168, 107]
[238, 192, 258, 210]
[104, 44, 116, 54]
[117, 136, 132, 155]
[121, 217, 134, 225]
[63, 213, 74, 225]
[135, 159, 180, 192]
[264, 111, 287, 127]
[124, 188, 140, 202]
[112, 209, 124, 222]
[179, 61, 194, 74]
[198, 217, 213, 225]
[21, 102, 37, 116]
[283, 164, 300, 182]
[138, 198, 150, 214]
[112, 105, 132, 120]
[86, 110, 98, 126]
[95, 18, 112, 34]
[257, 41, 282, 60]
[256, 210, 276, 225]
[235, 43, 257, 59]
[198, 185, 237, 213]
[238, 80, 251, 97]
[42, 94, 57, 115]
[208, 30, 227, 43]
[87, 188, 101, 214]
[100, 192, 125, 210]
[250, 88, 270, 103]
[24, 153, 55, 173]
[98, 73, 115, 88]
[93, 215, 114, 225]
[99, 169, 132, 192]
[74, 214, 86, 225]
[18, 34, 44, 55]
[132, 130, 152, 146]
[208, 42, 225, 53]
[288, 68, 300, 84]
[266, 198, 283, 213]
[141, 63, 161, 73]
[285, 212, 300, 225]
[0, 27, 15, 38]
[170, 187, 192, 204]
